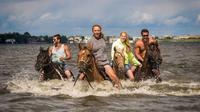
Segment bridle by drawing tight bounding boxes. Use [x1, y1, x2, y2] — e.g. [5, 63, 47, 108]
[78, 49, 94, 72]
[113, 51, 125, 69]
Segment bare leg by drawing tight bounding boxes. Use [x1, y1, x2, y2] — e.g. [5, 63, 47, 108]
[65, 70, 72, 80]
[104, 65, 121, 88]
[126, 70, 134, 81]
[79, 73, 85, 80]
[131, 65, 137, 77]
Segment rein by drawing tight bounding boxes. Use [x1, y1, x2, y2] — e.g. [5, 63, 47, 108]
[78, 49, 94, 73]
[38, 57, 65, 81]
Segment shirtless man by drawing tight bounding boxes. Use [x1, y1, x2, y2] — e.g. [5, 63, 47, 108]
[134, 29, 156, 62]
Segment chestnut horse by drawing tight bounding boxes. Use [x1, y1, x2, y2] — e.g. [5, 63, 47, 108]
[112, 47, 126, 79]
[74, 43, 105, 88]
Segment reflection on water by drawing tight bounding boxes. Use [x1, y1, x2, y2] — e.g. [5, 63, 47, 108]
[0, 42, 200, 112]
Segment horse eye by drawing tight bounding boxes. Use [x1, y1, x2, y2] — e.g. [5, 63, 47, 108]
[87, 54, 91, 57]
[115, 57, 118, 59]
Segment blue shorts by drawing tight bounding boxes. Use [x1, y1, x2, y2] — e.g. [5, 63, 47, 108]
[61, 63, 70, 71]
[125, 64, 131, 72]
[53, 62, 69, 71]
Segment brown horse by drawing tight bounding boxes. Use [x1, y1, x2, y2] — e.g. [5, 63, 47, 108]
[76, 43, 104, 83]
[112, 47, 126, 79]
[35, 47, 66, 81]
[135, 42, 162, 83]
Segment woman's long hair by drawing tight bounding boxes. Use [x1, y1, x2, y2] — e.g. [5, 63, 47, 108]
[120, 32, 131, 53]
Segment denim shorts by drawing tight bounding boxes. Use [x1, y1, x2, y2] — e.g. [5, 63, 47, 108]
[53, 61, 69, 71]
[62, 63, 69, 71]
[124, 64, 131, 72]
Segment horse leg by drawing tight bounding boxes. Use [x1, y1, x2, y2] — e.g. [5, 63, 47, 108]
[134, 67, 143, 82]
[152, 69, 162, 83]
[39, 70, 45, 81]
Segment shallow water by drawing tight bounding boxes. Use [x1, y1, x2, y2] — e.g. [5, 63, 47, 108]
[0, 42, 200, 112]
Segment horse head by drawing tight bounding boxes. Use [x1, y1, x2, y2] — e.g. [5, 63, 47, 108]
[113, 47, 125, 74]
[77, 43, 93, 73]
[35, 47, 51, 72]
[148, 43, 162, 67]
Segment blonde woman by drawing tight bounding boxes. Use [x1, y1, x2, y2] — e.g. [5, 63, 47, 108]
[111, 32, 142, 81]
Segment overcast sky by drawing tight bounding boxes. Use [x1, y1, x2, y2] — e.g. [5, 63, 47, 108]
[0, 0, 200, 36]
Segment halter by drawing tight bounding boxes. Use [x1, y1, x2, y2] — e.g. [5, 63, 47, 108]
[78, 49, 94, 72]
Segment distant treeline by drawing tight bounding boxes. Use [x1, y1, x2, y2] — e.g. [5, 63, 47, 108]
[0, 32, 68, 44]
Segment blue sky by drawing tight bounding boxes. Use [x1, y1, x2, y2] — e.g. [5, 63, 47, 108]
[0, 0, 200, 36]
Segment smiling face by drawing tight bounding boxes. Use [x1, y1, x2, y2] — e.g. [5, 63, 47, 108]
[142, 32, 149, 45]
[120, 32, 128, 42]
[92, 25, 102, 39]
[53, 36, 60, 45]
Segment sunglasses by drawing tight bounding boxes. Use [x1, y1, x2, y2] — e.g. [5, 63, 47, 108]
[142, 35, 149, 37]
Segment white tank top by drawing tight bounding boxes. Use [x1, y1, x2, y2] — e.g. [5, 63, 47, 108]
[51, 44, 65, 63]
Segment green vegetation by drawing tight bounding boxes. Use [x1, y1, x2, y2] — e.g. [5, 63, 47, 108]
[0, 32, 68, 44]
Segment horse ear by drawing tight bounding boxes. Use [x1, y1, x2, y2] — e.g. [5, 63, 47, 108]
[40, 47, 43, 51]
[79, 43, 83, 50]
[87, 42, 93, 51]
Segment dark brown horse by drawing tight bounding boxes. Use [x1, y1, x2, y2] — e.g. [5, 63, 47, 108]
[135, 41, 162, 83]
[35, 47, 69, 81]
[112, 47, 126, 79]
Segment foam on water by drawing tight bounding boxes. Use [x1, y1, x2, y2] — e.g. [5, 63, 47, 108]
[6, 70, 200, 98]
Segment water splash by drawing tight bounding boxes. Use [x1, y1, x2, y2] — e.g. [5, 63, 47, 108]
[6, 78, 200, 98]
[6, 69, 200, 98]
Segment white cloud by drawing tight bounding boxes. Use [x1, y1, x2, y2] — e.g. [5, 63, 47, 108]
[197, 14, 200, 22]
[39, 13, 52, 20]
[39, 12, 62, 21]
[127, 11, 154, 24]
[164, 16, 189, 25]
